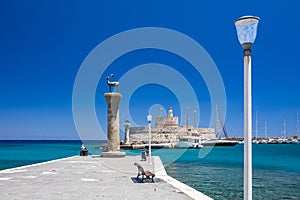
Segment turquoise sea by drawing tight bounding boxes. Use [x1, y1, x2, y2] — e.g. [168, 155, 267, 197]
[0, 140, 299, 200]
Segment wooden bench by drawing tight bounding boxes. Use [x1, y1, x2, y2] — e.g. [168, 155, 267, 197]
[134, 162, 155, 182]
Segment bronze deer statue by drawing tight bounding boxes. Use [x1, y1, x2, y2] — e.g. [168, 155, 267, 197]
[106, 74, 119, 92]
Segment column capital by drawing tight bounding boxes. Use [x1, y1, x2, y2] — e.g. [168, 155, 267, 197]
[104, 92, 122, 105]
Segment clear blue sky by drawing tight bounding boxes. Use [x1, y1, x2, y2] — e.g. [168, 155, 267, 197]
[1, 0, 299, 140]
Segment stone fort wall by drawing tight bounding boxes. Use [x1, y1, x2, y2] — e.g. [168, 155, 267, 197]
[129, 126, 216, 144]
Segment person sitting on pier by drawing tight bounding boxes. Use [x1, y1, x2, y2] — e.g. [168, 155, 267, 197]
[141, 149, 146, 161]
[80, 144, 88, 156]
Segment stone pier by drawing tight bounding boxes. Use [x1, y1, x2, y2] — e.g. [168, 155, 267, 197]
[102, 92, 125, 157]
[0, 156, 213, 200]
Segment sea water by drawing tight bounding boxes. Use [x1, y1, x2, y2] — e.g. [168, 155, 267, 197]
[0, 141, 299, 199]
[162, 145, 300, 200]
[0, 140, 82, 170]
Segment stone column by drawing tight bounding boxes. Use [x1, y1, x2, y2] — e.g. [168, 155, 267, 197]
[102, 92, 125, 157]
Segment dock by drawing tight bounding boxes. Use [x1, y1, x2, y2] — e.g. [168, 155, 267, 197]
[0, 155, 212, 200]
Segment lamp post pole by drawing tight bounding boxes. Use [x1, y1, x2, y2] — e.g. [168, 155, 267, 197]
[244, 45, 252, 200]
[147, 114, 152, 165]
[235, 15, 260, 200]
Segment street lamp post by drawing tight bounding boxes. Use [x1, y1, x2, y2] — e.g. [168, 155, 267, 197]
[124, 119, 130, 145]
[235, 15, 260, 200]
[147, 114, 152, 165]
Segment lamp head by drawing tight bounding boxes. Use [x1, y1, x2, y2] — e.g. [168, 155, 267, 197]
[147, 114, 152, 123]
[124, 119, 130, 127]
[235, 16, 260, 50]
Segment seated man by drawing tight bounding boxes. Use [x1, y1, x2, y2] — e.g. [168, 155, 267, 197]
[141, 149, 146, 161]
[80, 144, 88, 156]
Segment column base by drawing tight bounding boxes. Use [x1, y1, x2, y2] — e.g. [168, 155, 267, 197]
[102, 151, 126, 158]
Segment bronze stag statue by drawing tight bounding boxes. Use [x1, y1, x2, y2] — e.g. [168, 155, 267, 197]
[106, 74, 119, 92]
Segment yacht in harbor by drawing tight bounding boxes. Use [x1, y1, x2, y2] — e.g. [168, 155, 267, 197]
[176, 135, 203, 148]
[238, 140, 244, 145]
[201, 139, 238, 146]
[207, 105, 238, 146]
[278, 119, 289, 144]
[267, 138, 278, 144]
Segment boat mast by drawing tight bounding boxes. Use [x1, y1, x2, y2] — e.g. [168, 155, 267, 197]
[297, 112, 299, 137]
[193, 110, 197, 128]
[186, 107, 189, 132]
[255, 111, 258, 138]
[283, 118, 286, 138]
[216, 104, 221, 139]
[264, 120, 268, 138]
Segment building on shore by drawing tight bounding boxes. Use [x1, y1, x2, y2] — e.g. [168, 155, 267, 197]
[129, 107, 216, 144]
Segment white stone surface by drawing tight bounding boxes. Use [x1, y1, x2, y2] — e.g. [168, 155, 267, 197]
[0, 156, 212, 200]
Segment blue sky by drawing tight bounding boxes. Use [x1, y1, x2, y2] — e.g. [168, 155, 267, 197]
[0, 0, 300, 139]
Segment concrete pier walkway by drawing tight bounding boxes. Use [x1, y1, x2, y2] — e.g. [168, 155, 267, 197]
[0, 156, 212, 200]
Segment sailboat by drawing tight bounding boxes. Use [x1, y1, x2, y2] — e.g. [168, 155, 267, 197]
[297, 112, 300, 137]
[253, 111, 260, 144]
[278, 119, 288, 144]
[292, 112, 300, 144]
[261, 120, 268, 144]
[176, 108, 203, 149]
[201, 105, 238, 146]
[176, 135, 203, 148]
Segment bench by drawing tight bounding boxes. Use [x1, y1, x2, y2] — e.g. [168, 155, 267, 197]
[134, 162, 155, 182]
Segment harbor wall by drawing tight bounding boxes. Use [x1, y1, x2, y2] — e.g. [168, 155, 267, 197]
[129, 126, 216, 144]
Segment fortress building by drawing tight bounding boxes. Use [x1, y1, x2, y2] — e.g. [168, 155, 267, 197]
[129, 107, 216, 144]
[155, 107, 178, 129]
